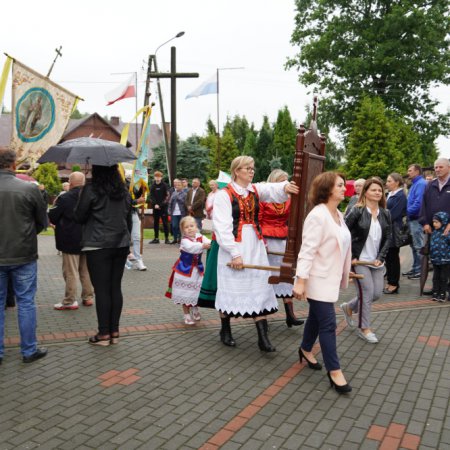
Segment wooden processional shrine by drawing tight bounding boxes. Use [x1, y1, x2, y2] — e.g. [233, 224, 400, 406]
[269, 97, 326, 285]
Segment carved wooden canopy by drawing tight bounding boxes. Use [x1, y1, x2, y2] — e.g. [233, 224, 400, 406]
[269, 97, 326, 285]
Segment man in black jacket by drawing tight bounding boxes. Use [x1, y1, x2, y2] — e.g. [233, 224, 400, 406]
[49, 172, 94, 310]
[0, 147, 48, 363]
[149, 171, 170, 244]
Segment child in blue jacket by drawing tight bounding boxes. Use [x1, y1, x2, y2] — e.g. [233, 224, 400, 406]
[429, 212, 450, 302]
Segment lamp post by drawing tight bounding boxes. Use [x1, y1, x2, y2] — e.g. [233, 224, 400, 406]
[144, 31, 185, 183]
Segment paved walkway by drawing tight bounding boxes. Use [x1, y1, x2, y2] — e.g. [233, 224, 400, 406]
[1, 236, 449, 449]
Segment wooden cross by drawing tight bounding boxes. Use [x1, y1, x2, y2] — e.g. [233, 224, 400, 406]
[47, 46, 63, 78]
[148, 46, 199, 182]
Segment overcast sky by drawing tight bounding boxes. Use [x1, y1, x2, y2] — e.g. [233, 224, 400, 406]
[1, 0, 449, 158]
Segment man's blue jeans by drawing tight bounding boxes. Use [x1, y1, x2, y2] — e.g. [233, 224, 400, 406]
[408, 220, 424, 274]
[0, 261, 38, 358]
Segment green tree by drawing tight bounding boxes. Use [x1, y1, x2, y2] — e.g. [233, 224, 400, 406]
[287, 0, 449, 142]
[215, 126, 239, 176]
[272, 106, 297, 175]
[303, 104, 345, 170]
[344, 97, 402, 179]
[226, 115, 252, 153]
[176, 136, 210, 183]
[200, 119, 220, 179]
[150, 136, 210, 184]
[32, 162, 61, 196]
[253, 116, 273, 181]
[70, 108, 89, 119]
[243, 129, 257, 156]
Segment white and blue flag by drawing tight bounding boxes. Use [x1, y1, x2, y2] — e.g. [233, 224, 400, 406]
[185, 74, 217, 99]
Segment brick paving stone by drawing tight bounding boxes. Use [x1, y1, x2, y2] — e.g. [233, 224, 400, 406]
[1, 237, 449, 449]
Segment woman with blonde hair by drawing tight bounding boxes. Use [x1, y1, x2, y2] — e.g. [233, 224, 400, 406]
[212, 156, 299, 351]
[342, 177, 392, 344]
[259, 169, 303, 327]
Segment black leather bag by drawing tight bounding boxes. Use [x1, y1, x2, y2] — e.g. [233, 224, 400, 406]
[393, 216, 412, 247]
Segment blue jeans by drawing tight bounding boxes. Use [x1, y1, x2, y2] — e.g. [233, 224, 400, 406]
[301, 299, 340, 371]
[171, 215, 182, 242]
[408, 219, 424, 274]
[0, 261, 38, 358]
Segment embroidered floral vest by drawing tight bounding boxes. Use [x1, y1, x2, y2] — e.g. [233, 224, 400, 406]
[224, 184, 262, 242]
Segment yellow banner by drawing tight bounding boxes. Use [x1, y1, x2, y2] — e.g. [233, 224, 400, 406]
[0, 56, 12, 114]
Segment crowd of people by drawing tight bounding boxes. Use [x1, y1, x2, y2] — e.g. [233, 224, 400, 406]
[1, 145, 449, 397]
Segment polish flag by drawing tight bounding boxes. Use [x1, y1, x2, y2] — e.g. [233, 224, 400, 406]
[105, 75, 136, 106]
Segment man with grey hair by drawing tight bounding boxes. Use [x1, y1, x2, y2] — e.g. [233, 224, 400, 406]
[0, 147, 48, 363]
[49, 172, 95, 310]
[419, 157, 450, 299]
[344, 178, 365, 217]
[185, 177, 206, 231]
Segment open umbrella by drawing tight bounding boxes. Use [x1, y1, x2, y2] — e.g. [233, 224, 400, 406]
[419, 233, 430, 295]
[37, 137, 137, 167]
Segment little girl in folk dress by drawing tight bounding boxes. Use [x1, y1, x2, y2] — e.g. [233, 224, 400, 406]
[166, 216, 211, 324]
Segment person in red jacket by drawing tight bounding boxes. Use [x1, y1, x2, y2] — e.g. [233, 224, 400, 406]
[259, 169, 304, 328]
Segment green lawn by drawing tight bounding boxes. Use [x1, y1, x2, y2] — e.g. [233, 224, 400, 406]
[41, 228, 212, 240]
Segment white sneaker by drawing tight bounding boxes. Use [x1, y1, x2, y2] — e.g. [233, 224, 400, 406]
[125, 261, 133, 270]
[356, 329, 378, 343]
[135, 260, 147, 271]
[191, 306, 201, 321]
[184, 314, 195, 325]
[340, 303, 355, 328]
[54, 301, 79, 311]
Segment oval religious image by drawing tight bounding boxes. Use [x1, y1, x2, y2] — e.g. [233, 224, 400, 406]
[15, 87, 55, 143]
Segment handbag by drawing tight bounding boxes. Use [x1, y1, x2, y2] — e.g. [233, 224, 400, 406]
[393, 216, 412, 247]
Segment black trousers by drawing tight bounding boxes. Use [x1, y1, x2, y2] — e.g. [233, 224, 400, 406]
[385, 246, 400, 287]
[86, 247, 129, 335]
[153, 208, 169, 239]
[432, 264, 450, 296]
[6, 273, 15, 308]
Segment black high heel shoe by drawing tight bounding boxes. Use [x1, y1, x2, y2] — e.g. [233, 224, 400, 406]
[327, 371, 352, 394]
[298, 347, 322, 370]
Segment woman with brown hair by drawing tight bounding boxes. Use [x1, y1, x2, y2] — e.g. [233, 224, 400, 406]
[341, 177, 392, 344]
[293, 172, 352, 393]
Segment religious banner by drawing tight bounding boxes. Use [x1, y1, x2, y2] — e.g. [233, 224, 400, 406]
[9, 57, 79, 165]
[120, 105, 151, 198]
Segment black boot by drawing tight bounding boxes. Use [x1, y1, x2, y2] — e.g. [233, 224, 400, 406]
[284, 301, 304, 328]
[220, 317, 236, 347]
[255, 319, 276, 352]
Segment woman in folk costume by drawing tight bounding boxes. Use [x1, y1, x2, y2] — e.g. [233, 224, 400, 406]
[213, 156, 299, 352]
[259, 169, 304, 328]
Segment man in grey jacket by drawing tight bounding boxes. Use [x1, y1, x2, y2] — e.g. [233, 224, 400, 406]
[0, 147, 48, 364]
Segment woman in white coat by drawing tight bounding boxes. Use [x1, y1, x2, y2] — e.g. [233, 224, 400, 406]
[293, 172, 352, 393]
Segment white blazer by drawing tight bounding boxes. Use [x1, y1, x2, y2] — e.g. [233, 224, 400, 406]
[296, 203, 352, 302]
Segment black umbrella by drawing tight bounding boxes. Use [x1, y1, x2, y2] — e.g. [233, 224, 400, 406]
[37, 137, 136, 167]
[419, 233, 430, 296]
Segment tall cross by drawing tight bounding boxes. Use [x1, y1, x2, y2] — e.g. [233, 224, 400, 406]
[148, 46, 198, 182]
[47, 46, 63, 78]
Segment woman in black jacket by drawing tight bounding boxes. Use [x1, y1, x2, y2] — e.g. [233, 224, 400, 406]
[341, 178, 392, 344]
[384, 173, 407, 294]
[74, 165, 132, 346]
